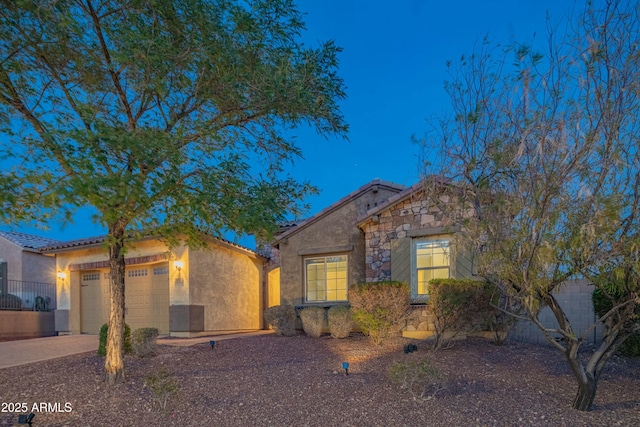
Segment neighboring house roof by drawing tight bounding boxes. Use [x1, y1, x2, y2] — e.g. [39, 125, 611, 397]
[274, 178, 407, 243]
[0, 230, 62, 252]
[39, 233, 265, 259]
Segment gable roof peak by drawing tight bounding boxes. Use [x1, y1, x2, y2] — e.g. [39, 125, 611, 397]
[274, 179, 406, 243]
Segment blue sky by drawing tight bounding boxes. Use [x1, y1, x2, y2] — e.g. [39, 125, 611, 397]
[4, 0, 580, 245]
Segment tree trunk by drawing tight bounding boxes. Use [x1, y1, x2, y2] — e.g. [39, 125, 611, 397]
[105, 224, 127, 385]
[572, 373, 597, 411]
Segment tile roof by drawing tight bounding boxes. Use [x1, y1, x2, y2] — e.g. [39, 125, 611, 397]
[38, 235, 107, 251]
[278, 219, 308, 228]
[274, 179, 406, 242]
[39, 233, 264, 259]
[275, 219, 308, 236]
[0, 230, 62, 250]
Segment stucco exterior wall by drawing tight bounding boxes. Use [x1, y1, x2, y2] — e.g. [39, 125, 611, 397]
[0, 237, 24, 281]
[0, 311, 55, 339]
[278, 187, 400, 306]
[189, 244, 264, 331]
[267, 267, 280, 308]
[53, 239, 183, 334]
[53, 238, 265, 335]
[22, 251, 56, 284]
[54, 239, 177, 308]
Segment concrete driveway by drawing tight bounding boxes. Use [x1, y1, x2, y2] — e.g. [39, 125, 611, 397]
[0, 335, 99, 369]
[0, 330, 274, 369]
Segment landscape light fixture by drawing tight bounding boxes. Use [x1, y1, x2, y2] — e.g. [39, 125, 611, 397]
[173, 260, 184, 271]
[210, 340, 215, 349]
[18, 413, 35, 426]
[342, 361, 349, 376]
[403, 343, 418, 354]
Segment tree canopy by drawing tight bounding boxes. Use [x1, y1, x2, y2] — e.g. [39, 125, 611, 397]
[422, 0, 640, 411]
[0, 0, 348, 383]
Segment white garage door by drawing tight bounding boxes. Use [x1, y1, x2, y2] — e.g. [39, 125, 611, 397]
[80, 262, 170, 335]
[80, 271, 109, 334]
[125, 263, 170, 334]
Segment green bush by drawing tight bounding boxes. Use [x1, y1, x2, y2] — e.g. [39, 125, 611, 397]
[592, 288, 640, 357]
[300, 307, 325, 337]
[348, 281, 410, 345]
[620, 337, 640, 357]
[263, 304, 296, 336]
[132, 327, 159, 358]
[428, 279, 502, 350]
[388, 357, 447, 400]
[98, 322, 132, 356]
[328, 305, 353, 339]
[0, 293, 22, 310]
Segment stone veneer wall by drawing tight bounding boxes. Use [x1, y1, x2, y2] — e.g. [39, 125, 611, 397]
[360, 194, 603, 343]
[362, 194, 447, 283]
[404, 305, 433, 334]
[360, 193, 450, 336]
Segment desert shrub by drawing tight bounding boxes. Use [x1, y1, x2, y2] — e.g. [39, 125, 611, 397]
[348, 281, 410, 345]
[620, 337, 640, 357]
[484, 295, 518, 346]
[428, 279, 501, 350]
[0, 293, 22, 310]
[300, 307, 325, 337]
[263, 304, 296, 336]
[328, 305, 353, 338]
[485, 314, 515, 345]
[388, 357, 447, 400]
[593, 288, 640, 357]
[145, 368, 178, 410]
[98, 322, 132, 356]
[132, 327, 159, 358]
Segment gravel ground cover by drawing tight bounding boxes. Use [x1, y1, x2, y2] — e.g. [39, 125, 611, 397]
[0, 334, 638, 426]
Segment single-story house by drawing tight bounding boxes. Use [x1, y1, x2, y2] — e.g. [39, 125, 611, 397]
[2, 177, 601, 344]
[271, 180, 469, 337]
[271, 179, 406, 307]
[40, 234, 267, 337]
[272, 179, 601, 342]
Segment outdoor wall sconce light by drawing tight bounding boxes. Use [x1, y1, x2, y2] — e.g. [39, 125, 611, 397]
[209, 340, 215, 349]
[342, 361, 349, 376]
[57, 271, 66, 280]
[173, 260, 184, 271]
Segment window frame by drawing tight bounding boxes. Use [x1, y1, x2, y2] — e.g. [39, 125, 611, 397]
[303, 254, 349, 303]
[411, 238, 451, 299]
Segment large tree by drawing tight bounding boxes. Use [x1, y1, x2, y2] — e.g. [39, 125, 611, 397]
[422, 0, 640, 411]
[0, 0, 347, 384]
